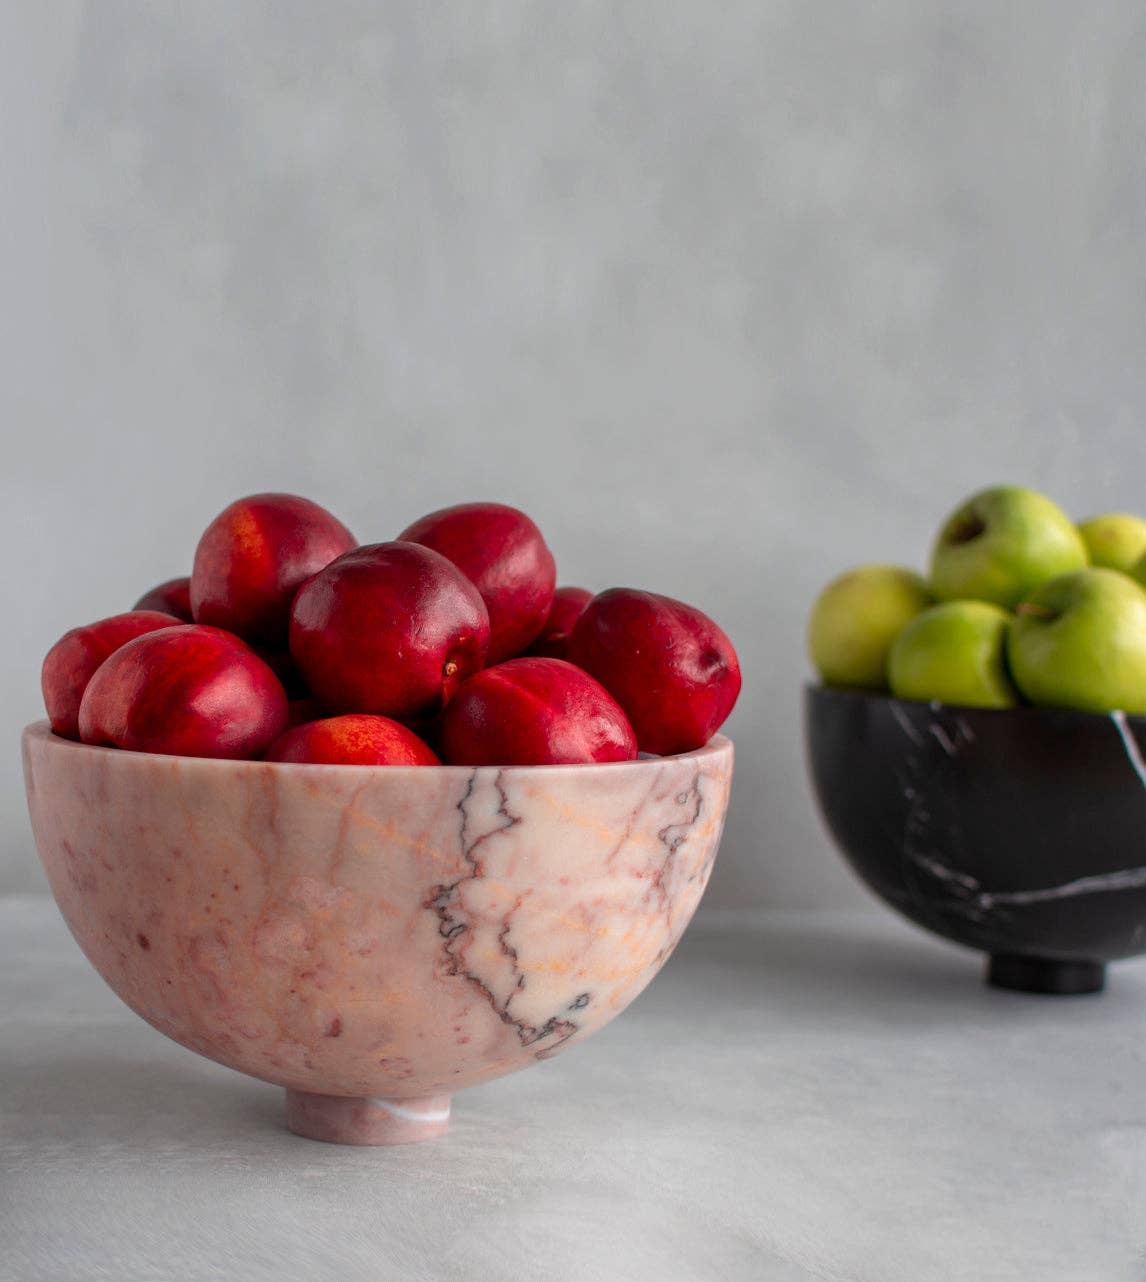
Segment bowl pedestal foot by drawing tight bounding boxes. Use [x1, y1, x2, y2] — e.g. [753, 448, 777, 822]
[986, 953, 1106, 996]
[285, 1090, 451, 1145]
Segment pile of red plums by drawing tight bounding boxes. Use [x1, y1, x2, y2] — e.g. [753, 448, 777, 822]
[41, 494, 741, 767]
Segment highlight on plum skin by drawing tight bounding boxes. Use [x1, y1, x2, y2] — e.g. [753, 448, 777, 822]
[264, 714, 440, 766]
[133, 577, 193, 622]
[439, 657, 639, 767]
[41, 610, 185, 740]
[398, 502, 557, 664]
[191, 492, 356, 648]
[568, 588, 741, 756]
[77, 624, 288, 760]
[289, 541, 490, 720]
[39, 492, 742, 770]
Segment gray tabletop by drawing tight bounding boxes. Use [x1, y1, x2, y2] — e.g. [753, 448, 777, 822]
[3, 894, 1143, 1282]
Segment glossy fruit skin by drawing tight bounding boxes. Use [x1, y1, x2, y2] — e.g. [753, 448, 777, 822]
[928, 486, 1088, 608]
[440, 658, 637, 766]
[887, 601, 1018, 709]
[289, 542, 490, 719]
[191, 493, 356, 647]
[265, 714, 440, 765]
[523, 587, 593, 661]
[1007, 569, 1146, 714]
[133, 577, 193, 621]
[42, 611, 184, 739]
[78, 625, 288, 759]
[568, 589, 741, 756]
[807, 566, 932, 690]
[1078, 514, 1146, 574]
[398, 502, 556, 663]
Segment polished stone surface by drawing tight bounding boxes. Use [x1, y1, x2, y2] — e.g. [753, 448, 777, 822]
[806, 686, 1146, 993]
[4, 895, 1143, 1281]
[24, 725, 731, 1143]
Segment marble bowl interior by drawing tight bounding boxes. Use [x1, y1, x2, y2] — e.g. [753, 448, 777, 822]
[22, 723, 732, 1138]
[805, 685, 1146, 993]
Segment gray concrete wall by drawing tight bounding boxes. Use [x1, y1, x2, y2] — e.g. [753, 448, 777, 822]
[5, 2, 1146, 907]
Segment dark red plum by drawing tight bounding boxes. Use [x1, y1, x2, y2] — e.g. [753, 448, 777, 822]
[289, 542, 490, 719]
[133, 577, 193, 621]
[399, 502, 556, 663]
[265, 714, 440, 766]
[191, 493, 355, 647]
[78, 625, 287, 759]
[568, 589, 740, 755]
[42, 610, 184, 740]
[440, 657, 638, 766]
[523, 586, 593, 661]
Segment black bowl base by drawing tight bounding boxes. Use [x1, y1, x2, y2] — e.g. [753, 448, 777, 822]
[987, 954, 1106, 996]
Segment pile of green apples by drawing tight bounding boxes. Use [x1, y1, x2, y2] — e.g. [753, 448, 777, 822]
[808, 485, 1146, 714]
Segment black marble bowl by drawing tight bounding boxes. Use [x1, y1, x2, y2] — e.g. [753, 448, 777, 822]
[805, 684, 1146, 994]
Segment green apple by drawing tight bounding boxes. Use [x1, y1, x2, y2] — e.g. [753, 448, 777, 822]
[808, 565, 932, 690]
[929, 485, 1088, 608]
[888, 601, 1019, 709]
[1078, 513, 1146, 573]
[1007, 568, 1146, 713]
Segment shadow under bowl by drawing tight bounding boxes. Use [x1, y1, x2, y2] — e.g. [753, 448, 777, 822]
[22, 723, 733, 1143]
[804, 685, 1146, 995]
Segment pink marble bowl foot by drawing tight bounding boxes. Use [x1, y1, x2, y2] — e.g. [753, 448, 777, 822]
[22, 723, 733, 1145]
[285, 1090, 453, 1145]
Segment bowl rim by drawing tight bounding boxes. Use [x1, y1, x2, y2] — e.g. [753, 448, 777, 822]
[22, 720, 733, 778]
[803, 681, 1146, 729]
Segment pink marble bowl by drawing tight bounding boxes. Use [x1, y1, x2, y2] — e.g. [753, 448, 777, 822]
[22, 722, 733, 1145]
